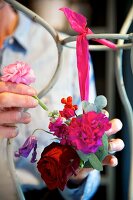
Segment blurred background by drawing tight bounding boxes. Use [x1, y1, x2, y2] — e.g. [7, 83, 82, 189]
[16, 0, 133, 200]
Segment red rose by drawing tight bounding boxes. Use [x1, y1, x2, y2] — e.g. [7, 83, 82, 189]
[37, 142, 80, 190]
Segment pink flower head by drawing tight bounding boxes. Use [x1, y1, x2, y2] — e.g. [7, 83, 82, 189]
[1, 61, 36, 85]
[67, 111, 111, 154]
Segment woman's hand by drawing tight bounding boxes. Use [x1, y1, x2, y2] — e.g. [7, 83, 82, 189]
[0, 81, 38, 138]
[70, 118, 125, 184]
[103, 118, 124, 166]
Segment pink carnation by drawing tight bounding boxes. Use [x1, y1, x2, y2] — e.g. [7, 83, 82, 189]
[1, 61, 35, 85]
[67, 111, 111, 154]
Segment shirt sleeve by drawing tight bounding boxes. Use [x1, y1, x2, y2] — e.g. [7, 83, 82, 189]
[59, 170, 100, 200]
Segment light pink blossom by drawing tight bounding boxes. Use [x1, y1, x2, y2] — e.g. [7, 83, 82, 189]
[1, 61, 35, 85]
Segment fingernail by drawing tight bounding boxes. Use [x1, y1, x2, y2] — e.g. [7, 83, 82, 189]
[111, 157, 118, 167]
[115, 119, 123, 130]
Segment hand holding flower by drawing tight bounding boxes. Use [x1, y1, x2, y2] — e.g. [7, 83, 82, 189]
[0, 81, 38, 138]
[0, 61, 48, 139]
[69, 118, 124, 185]
[0, 61, 48, 111]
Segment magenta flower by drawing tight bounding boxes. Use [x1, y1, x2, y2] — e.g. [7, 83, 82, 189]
[1, 61, 35, 85]
[15, 135, 38, 163]
[49, 117, 68, 144]
[49, 117, 63, 133]
[67, 111, 111, 154]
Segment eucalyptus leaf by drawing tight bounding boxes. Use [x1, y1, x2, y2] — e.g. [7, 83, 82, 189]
[94, 95, 107, 110]
[84, 153, 103, 171]
[82, 101, 97, 113]
[77, 150, 91, 162]
[102, 134, 108, 152]
[96, 134, 108, 161]
[83, 159, 93, 169]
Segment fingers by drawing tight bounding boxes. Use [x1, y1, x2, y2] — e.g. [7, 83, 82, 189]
[0, 92, 38, 108]
[0, 81, 38, 108]
[0, 109, 31, 139]
[103, 118, 124, 167]
[0, 110, 31, 124]
[102, 155, 118, 167]
[108, 138, 125, 153]
[105, 118, 123, 136]
[0, 81, 37, 96]
[0, 125, 18, 139]
[0, 82, 38, 139]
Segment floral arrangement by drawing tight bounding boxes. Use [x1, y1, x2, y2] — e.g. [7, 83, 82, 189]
[37, 95, 111, 190]
[0, 7, 117, 191]
[1, 61, 111, 191]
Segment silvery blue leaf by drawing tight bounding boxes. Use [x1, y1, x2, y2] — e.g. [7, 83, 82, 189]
[82, 101, 97, 113]
[94, 95, 107, 110]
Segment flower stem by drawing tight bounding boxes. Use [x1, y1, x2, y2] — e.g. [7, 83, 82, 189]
[32, 128, 52, 135]
[33, 95, 48, 111]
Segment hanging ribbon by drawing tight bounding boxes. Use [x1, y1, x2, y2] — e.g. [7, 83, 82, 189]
[60, 7, 116, 101]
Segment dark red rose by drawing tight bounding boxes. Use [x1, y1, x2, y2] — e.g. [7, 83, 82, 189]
[37, 142, 80, 190]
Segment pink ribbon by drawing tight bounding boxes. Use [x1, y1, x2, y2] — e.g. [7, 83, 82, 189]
[60, 7, 116, 101]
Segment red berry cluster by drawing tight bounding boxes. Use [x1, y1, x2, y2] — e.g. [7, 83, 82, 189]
[61, 96, 78, 111]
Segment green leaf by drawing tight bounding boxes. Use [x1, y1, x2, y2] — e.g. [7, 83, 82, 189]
[102, 134, 108, 151]
[84, 154, 103, 171]
[96, 134, 108, 161]
[77, 150, 91, 162]
[83, 159, 93, 169]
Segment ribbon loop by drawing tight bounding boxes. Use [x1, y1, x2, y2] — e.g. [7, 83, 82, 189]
[60, 7, 116, 102]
